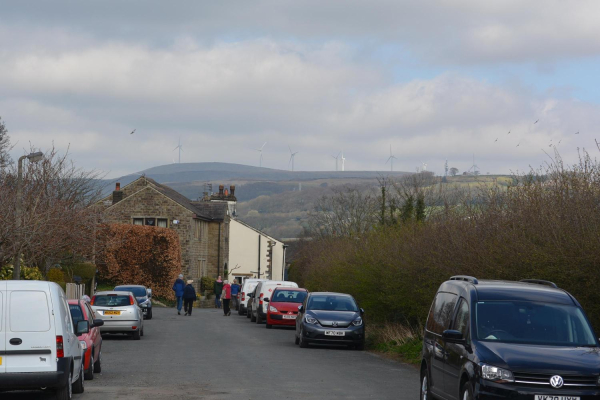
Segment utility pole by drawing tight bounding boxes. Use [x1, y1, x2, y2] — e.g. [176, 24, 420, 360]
[266, 240, 275, 280]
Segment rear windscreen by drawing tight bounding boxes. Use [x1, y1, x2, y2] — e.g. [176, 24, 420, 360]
[94, 295, 132, 307]
[271, 290, 307, 303]
[10, 291, 51, 332]
[114, 287, 146, 297]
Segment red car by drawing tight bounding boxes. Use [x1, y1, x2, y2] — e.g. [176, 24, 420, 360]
[266, 288, 308, 329]
[68, 299, 104, 380]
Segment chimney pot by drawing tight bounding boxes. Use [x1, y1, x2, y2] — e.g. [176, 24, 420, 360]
[230, 185, 235, 196]
[224, 189, 229, 196]
[116, 182, 121, 191]
[219, 185, 224, 195]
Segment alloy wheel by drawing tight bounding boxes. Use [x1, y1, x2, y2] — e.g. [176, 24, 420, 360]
[421, 375, 428, 400]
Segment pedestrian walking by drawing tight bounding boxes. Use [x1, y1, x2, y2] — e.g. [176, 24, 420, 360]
[183, 280, 197, 316]
[214, 276, 223, 309]
[172, 274, 185, 315]
[222, 280, 232, 316]
[230, 279, 241, 311]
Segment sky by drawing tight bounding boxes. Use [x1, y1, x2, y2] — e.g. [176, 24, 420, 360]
[2, 0, 600, 178]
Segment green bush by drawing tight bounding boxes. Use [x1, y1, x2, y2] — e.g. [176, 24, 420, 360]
[47, 267, 65, 284]
[201, 276, 215, 293]
[0, 264, 44, 280]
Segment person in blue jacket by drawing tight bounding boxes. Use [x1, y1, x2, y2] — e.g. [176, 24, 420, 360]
[172, 274, 185, 315]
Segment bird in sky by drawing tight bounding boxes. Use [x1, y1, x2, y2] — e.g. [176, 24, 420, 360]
[507, 130, 511, 135]
[494, 138, 498, 142]
[574, 131, 579, 134]
[516, 142, 521, 147]
[558, 139, 562, 144]
[534, 119, 539, 124]
[130, 129, 136, 135]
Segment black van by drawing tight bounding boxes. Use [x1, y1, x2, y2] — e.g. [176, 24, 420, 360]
[421, 276, 600, 400]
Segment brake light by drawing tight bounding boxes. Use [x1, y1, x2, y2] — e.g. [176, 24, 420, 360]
[90, 296, 96, 305]
[241, 292, 245, 301]
[130, 295, 135, 305]
[259, 292, 264, 305]
[132, 326, 137, 330]
[56, 336, 64, 358]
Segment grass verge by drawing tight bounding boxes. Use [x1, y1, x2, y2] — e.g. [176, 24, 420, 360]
[366, 322, 423, 365]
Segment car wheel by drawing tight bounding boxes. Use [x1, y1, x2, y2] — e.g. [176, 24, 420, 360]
[55, 369, 72, 400]
[354, 341, 365, 351]
[246, 308, 251, 318]
[84, 354, 94, 380]
[238, 306, 244, 315]
[250, 310, 256, 322]
[420, 370, 430, 400]
[133, 329, 141, 340]
[72, 362, 84, 394]
[299, 328, 309, 348]
[93, 350, 102, 373]
[295, 334, 300, 345]
[256, 312, 262, 324]
[141, 326, 144, 337]
[266, 323, 272, 329]
[147, 308, 153, 320]
[461, 381, 473, 400]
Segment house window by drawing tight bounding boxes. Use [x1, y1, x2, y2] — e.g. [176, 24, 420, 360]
[133, 218, 144, 225]
[157, 219, 168, 228]
[145, 218, 156, 226]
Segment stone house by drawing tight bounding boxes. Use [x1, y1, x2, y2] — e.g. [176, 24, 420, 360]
[98, 176, 232, 289]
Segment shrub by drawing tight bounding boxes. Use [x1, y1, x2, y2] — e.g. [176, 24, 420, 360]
[47, 267, 65, 284]
[201, 276, 215, 294]
[0, 264, 44, 280]
[96, 224, 182, 300]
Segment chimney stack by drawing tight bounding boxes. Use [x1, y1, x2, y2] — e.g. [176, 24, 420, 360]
[115, 182, 121, 191]
[112, 182, 123, 204]
[219, 185, 224, 196]
[230, 185, 235, 197]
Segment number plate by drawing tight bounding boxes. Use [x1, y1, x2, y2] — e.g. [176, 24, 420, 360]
[324, 330, 345, 336]
[535, 396, 580, 400]
[0, 356, 2, 365]
[282, 315, 297, 319]
[104, 311, 121, 315]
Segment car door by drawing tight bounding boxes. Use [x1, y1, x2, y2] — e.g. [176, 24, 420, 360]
[85, 303, 101, 355]
[444, 298, 470, 399]
[59, 295, 82, 376]
[0, 281, 6, 374]
[296, 295, 308, 336]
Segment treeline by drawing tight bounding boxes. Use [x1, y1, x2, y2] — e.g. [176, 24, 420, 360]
[291, 152, 600, 333]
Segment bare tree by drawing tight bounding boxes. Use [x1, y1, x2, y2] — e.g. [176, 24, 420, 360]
[0, 117, 12, 169]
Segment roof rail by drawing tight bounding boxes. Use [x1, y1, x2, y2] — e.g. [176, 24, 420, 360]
[520, 279, 558, 289]
[450, 275, 479, 284]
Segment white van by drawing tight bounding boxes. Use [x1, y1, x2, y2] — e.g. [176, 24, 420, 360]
[251, 280, 298, 324]
[0, 281, 88, 399]
[238, 278, 267, 316]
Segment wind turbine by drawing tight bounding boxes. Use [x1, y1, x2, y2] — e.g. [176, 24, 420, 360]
[173, 138, 183, 164]
[255, 142, 267, 167]
[331, 152, 341, 171]
[468, 154, 479, 175]
[422, 162, 427, 172]
[385, 145, 398, 172]
[288, 146, 299, 171]
[341, 149, 346, 172]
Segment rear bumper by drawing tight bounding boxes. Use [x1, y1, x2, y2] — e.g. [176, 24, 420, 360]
[100, 320, 141, 333]
[0, 358, 69, 390]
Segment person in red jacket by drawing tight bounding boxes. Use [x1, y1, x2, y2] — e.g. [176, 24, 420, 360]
[222, 280, 232, 316]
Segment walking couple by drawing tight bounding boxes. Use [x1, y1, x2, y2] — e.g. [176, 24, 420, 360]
[172, 274, 197, 316]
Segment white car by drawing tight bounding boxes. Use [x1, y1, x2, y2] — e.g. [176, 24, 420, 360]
[238, 278, 267, 316]
[251, 280, 299, 324]
[91, 291, 144, 339]
[0, 280, 88, 400]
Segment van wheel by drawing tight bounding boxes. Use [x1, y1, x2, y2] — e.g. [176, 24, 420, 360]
[72, 363, 84, 394]
[84, 354, 94, 380]
[93, 351, 102, 373]
[238, 306, 244, 315]
[133, 329, 141, 340]
[246, 308, 251, 318]
[55, 369, 72, 400]
[250, 310, 256, 322]
[461, 381, 473, 400]
[420, 371, 430, 400]
[256, 312, 262, 324]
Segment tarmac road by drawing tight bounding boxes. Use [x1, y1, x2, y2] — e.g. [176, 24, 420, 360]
[4, 307, 419, 400]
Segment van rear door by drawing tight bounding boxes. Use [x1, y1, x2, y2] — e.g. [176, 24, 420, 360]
[0, 281, 6, 374]
[5, 282, 56, 373]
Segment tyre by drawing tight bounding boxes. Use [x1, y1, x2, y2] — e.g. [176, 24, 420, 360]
[84, 354, 94, 380]
[93, 350, 102, 373]
[299, 328, 308, 348]
[141, 326, 144, 337]
[72, 362, 84, 394]
[420, 370, 430, 400]
[266, 323, 272, 329]
[133, 329, 141, 340]
[246, 308, 251, 318]
[461, 381, 473, 400]
[256, 312, 262, 324]
[238, 306, 244, 316]
[354, 341, 365, 351]
[146, 308, 153, 320]
[55, 369, 72, 400]
[250, 310, 256, 322]
[295, 334, 300, 345]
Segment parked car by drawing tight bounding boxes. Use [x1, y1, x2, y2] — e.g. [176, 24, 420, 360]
[420, 276, 600, 400]
[295, 292, 365, 350]
[114, 284, 153, 319]
[90, 291, 144, 340]
[0, 280, 89, 399]
[246, 287, 257, 320]
[252, 280, 299, 324]
[265, 288, 308, 329]
[68, 299, 104, 380]
[238, 278, 267, 315]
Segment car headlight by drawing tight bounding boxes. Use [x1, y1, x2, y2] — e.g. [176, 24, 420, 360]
[481, 364, 514, 383]
[269, 306, 278, 313]
[305, 315, 318, 324]
[352, 317, 363, 326]
[79, 341, 87, 350]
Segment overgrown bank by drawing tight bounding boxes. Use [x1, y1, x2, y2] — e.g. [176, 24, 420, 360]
[290, 153, 600, 362]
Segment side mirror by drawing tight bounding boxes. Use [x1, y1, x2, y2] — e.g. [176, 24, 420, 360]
[76, 320, 90, 336]
[442, 329, 465, 343]
[264, 298, 269, 302]
[298, 305, 304, 312]
[92, 319, 104, 328]
[360, 308, 365, 314]
[147, 289, 152, 298]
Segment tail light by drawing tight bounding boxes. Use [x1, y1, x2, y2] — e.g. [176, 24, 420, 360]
[241, 292, 245, 301]
[259, 293, 264, 305]
[90, 296, 96, 305]
[132, 326, 137, 330]
[56, 336, 64, 358]
[130, 295, 135, 305]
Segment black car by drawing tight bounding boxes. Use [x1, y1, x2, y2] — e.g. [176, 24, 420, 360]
[295, 292, 365, 350]
[421, 276, 600, 400]
[114, 285, 153, 319]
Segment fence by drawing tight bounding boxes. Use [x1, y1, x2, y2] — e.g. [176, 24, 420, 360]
[66, 283, 86, 300]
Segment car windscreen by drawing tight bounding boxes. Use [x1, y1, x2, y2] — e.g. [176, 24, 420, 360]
[271, 290, 307, 303]
[476, 301, 597, 346]
[94, 295, 132, 307]
[69, 304, 85, 326]
[307, 295, 358, 312]
[114, 286, 146, 297]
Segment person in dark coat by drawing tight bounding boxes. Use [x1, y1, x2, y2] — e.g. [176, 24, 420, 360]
[214, 276, 223, 309]
[172, 274, 185, 315]
[183, 280, 197, 316]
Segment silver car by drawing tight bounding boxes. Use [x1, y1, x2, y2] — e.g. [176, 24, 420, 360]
[90, 291, 145, 340]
